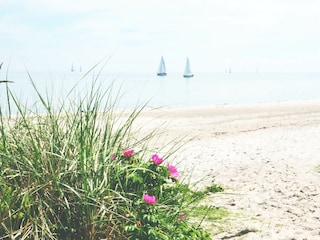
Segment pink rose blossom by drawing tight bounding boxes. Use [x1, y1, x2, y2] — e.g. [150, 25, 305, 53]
[143, 194, 157, 205]
[177, 213, 186, 222]
[151, 154, 164, 165]
[168, 164, 179, 178]
[122, 148, 134, 157]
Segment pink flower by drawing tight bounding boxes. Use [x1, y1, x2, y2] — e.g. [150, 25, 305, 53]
[122, 148, 134, 157]
[168, 164, 179, 178]
[111, 154, 115, 160]
[143, 194, 157, 205]
[151, 154, 164, 165]
[177, 213, 186, 222]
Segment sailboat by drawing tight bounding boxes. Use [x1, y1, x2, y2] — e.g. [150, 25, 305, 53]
[157, 56, 167, 76]
[183, 57, 194, 78]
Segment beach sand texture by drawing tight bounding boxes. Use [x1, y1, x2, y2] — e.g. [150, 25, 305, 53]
[133, 100, 320, 239]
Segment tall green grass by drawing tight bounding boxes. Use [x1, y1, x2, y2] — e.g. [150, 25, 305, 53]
[0, 68, 220, 239]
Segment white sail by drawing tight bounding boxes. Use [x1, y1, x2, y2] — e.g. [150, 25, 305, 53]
[157, 56, 167, 76]
[183, 58, 194, 78]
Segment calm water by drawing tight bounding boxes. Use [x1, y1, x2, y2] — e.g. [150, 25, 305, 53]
[1, 70, 320, 114]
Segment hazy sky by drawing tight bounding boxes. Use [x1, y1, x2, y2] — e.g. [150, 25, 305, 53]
[1, 0, 320, 73]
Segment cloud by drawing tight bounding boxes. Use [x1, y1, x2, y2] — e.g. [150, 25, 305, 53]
[1, 0, 320, 72]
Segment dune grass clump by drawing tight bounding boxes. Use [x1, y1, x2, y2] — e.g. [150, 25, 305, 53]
[0, 72, 221, 239]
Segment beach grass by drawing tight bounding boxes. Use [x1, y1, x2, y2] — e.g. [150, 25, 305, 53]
[0, 68, 224, 239]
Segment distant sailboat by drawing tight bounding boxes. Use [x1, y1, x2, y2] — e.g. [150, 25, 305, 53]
[157, 56, 167, 76]
[71, 63, 75, 72]
[183, 57, 194, 78]
[0, 80, 14, 83]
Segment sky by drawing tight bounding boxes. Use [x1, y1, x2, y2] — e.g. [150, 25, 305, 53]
[1, 0, 320, 73]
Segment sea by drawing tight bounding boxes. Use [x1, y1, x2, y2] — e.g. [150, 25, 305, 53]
[1, 70, 320, 115]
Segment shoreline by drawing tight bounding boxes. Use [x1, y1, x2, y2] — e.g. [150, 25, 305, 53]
[134, 100, 320, 239]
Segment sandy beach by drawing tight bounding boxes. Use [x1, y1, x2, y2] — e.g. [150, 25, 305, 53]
[133, 100, 320, 239]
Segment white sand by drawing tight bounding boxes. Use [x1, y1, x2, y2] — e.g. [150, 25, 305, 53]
[134, 100, 320, 239]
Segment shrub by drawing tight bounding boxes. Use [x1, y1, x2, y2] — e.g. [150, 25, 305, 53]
[0, 69, 214, 239]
